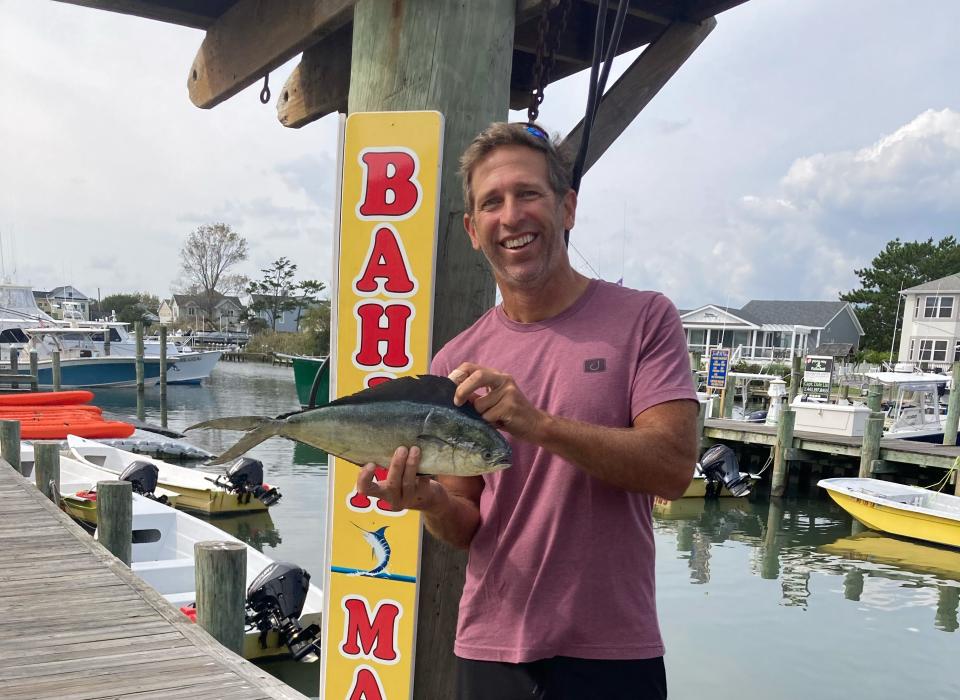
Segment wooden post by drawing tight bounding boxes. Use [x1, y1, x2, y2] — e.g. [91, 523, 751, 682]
[721, 373, 735, 419]
[788, 355, 802, 402]
[348, 2, 515, 697]
[689, 351, 701, 385]
[867, 383, 883, 413]
[135, 321, 145, 392]
[0, 420, 21, 475]
[195, 541, 246, 654]
[103, 329, 111, 356]
[760, 499, 784, 579]
[9, 347, 18, 390]
[771, 408, 796, 497]
[859, 414, 884, 478]
[840, 383, 850, 402]
[33, 441, 60, 502]
[51, 350, 61, 391]
[159, 325, 168, 398]
[97, 480, 132, 566]
[943, 361, 960, 446]
[29, 350, 38, 391]
[695, 399, 707, 458]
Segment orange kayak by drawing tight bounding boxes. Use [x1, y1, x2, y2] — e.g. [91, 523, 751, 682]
[0, 390, 94, 407]
[19, 420, 134, 440]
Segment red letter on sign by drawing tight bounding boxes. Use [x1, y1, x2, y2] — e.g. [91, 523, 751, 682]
[354, 302, 414, 371]
[353, 225, 417, 296]
[358, 149, 421, 219]
[347, 666, 386, 700]
[349, 467, 403, 514]
[341, 597, 401, 663]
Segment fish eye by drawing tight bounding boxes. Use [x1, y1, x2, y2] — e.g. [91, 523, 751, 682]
[482, 450, 492, 461]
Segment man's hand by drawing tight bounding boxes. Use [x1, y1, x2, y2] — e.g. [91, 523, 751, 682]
[448, 362, 546, 441]
[356, 446, 445, 512]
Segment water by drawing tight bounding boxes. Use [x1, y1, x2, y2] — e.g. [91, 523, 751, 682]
[91, 362, 960, 699]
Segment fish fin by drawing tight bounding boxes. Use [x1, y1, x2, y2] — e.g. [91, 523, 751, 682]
[206, 421, 282, 465]
[187, 416, 270, 432]
[326, 374, 485, 421]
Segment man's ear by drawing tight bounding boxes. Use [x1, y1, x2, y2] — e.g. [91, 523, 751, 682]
[464, 212, 481, 251]
[563, 189, 577, 231]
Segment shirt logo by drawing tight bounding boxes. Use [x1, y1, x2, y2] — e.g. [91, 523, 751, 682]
[584, 358, 606, 373]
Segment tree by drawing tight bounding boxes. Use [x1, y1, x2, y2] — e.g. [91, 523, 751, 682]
[841, 236, 960, 351]
[246, 257, 300, 331]
[178, 223, 249, 324]
[96, 292, 160, 326]
[301, 300, 331, 355]
[295, 279, 327, 332]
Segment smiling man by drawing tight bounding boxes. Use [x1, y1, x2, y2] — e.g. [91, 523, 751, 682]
[356, 122, 699, 699]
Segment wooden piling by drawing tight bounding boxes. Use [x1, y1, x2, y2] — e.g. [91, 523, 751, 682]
[859, 413, 885, 477]
[51, 350, 61, 391]
[696, 399, 707, 458]
[944, 362, 960, 446]
[103, 330, 111, 356]
[159, 325, 168, 398]
[135, 321, 145, 392]
[195, 540, 246, 654]
[721, 374, 735, 419]
[33, 441, 61, 502]
[97, 480, 132, 566]
[9, 347, 18, 390]
[867, 383, 883, 413]
[788, 355, 802, 402]
[771, 408, 796, 497]
[28, 351, 38, 391]
[0, 420, 21, 475]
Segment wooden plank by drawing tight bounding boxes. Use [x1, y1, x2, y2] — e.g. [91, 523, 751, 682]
[188, 0, 357, 109]
[52, 0, 226, 29]
[276, 22, 351, 128]
[560, 18, 716, 176]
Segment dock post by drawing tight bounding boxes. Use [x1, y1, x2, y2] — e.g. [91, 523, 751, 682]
[52, 350, 61, 391]
[195, 541, 246, 654]
[788, 355, 802, 403]
[135, 322, 145, 393]
[840, 384, 850, 402]
[943, 362, 960, 446]
[0, 420, 21, 474]
[760, 499, 784, 579]
[859, 414, 884, 477]
[9, 347, 19, 390]
[695, 399, 707, 458]
[103, 330, 111, 356]
[867, 383, 883, 413]
[689, 351, 701, 380]
[97, 480, 132, 566]
[771, 408, 796, 497]
[721, 373, 736, 418]
[33, 441, 61, 502]
[159, 325, 167, 399]
[29, 351, 38, 391]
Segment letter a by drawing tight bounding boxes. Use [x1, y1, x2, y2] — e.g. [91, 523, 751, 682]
[354, 225, 417, 296]
[347, 666, 386, 700]
[358, 150, 421, 219]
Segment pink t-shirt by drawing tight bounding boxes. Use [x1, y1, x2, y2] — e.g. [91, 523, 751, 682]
[431, 279, 697, 663]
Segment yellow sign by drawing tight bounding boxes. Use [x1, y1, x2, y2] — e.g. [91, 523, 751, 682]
[321, 111, 444, 699]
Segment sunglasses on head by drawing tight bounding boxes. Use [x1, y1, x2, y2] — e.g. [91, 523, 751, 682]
[523, 124, 549, 142]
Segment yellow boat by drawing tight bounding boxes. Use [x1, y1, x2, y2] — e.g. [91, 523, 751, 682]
[820, 531, 960, 581]
[818, 477, 960, 548]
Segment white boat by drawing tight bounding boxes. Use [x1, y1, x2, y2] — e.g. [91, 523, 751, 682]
[17, 444, 323, 662]
[67, 435, 281, 516]
[862, 368, 949, 442]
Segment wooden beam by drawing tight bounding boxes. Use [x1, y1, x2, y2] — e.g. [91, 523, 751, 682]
[54, 0, 225, 29]
[188, 0, 356, 110]
[560, 17, 716, 176]
[277, 22, 351, 128]
[581, 0, 671, 25]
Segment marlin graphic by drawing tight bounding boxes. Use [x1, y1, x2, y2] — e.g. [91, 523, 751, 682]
[353, 524, 391, 577]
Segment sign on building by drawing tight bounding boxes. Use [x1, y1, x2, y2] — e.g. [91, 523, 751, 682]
[707, 348, 730, 389]
[802, 355, 834, 400]
[322, 111, 443, 699]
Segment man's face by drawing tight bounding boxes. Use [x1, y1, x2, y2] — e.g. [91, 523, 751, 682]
[464, 145, 576, 291]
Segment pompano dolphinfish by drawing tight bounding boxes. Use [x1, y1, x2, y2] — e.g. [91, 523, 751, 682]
[187, 375, 512, 477]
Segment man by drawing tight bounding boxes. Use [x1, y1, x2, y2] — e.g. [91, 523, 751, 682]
[356, 122, 698, 699]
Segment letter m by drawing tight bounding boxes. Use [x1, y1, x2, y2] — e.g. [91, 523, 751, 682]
[340, 596, 402, 664]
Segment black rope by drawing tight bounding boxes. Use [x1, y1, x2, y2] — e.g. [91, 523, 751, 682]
[259, 74, 271, 104]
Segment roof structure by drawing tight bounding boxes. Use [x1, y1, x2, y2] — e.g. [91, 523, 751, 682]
[901, 273, 960, 295]
[812, 342, 855, 357]
[739, 300, 849, 327]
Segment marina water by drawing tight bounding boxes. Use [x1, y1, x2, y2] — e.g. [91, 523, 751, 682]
[91, 362, 959, 699]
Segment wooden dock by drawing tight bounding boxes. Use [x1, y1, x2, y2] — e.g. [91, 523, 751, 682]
[705, 418, 960, 473]
[0, 461, 307, 700]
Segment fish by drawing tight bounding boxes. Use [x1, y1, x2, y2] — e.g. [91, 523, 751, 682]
[187, 374, 512, 477]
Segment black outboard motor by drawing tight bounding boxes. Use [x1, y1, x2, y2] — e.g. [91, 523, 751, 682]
[698, 444, 753, 498]
[209, 457, 282, 506]
[745, 410, 768, 423]
[245, 562, 321, 662]
[119, 461, 169, 504]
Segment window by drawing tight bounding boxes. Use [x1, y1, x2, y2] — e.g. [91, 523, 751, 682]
[923, 296, 953, 319]
[917, 339, 948, 362]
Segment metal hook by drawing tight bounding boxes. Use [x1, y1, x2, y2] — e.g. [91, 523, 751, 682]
[260, 74, 271, 104]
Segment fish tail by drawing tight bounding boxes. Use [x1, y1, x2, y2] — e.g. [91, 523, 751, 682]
[203, 420, 284, 465]
[187, 416, 270, 432]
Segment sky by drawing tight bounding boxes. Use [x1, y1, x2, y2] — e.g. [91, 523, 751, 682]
[1, 0, 958, 311]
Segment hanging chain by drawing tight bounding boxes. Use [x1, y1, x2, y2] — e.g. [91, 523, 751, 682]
[260, 73, 271, 104]
[527, 0, 572, 123]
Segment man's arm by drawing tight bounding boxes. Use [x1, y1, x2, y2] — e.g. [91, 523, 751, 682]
[450, 364, 698, 499]
[356, 446, 485, 550]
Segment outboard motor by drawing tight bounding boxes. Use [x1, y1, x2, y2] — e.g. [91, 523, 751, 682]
[245, 562, 320, 662]
[697, 444, 753, 498]
[119, 461, 169, 504]
[209, 457, 282, 506]
[745, 410, 768, 423]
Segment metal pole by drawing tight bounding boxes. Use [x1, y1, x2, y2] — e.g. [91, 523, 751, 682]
[0, 420, 21, 474]
[195, 541, 246, 654]
[97, 480, 132, 565]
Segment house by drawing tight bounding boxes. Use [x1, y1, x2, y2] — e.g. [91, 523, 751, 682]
[680, 300, 864, 365]
[247, 294, 318, 333]
[896, 273, 960, 370]
[33, 286, 91, 321]
[162, 293, 244, 331]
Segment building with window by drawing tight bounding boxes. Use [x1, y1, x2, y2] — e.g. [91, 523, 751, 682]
[680, 300, 863, 365]
[160, 293, 244, 331]
[33, 286, 91, 321]
[896, 273, 960, 370]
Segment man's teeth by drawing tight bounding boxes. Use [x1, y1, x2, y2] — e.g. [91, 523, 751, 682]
[503, 234, 535, 249]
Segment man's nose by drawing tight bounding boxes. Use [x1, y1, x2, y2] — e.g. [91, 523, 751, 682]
[500, 195, 523, 228]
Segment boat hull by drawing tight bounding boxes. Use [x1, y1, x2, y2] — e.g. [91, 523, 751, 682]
[292, 356, 329, 408]
[824, 489, 960, 548]
[26, 357, 172, 388]
[165, 350, 221, 385]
